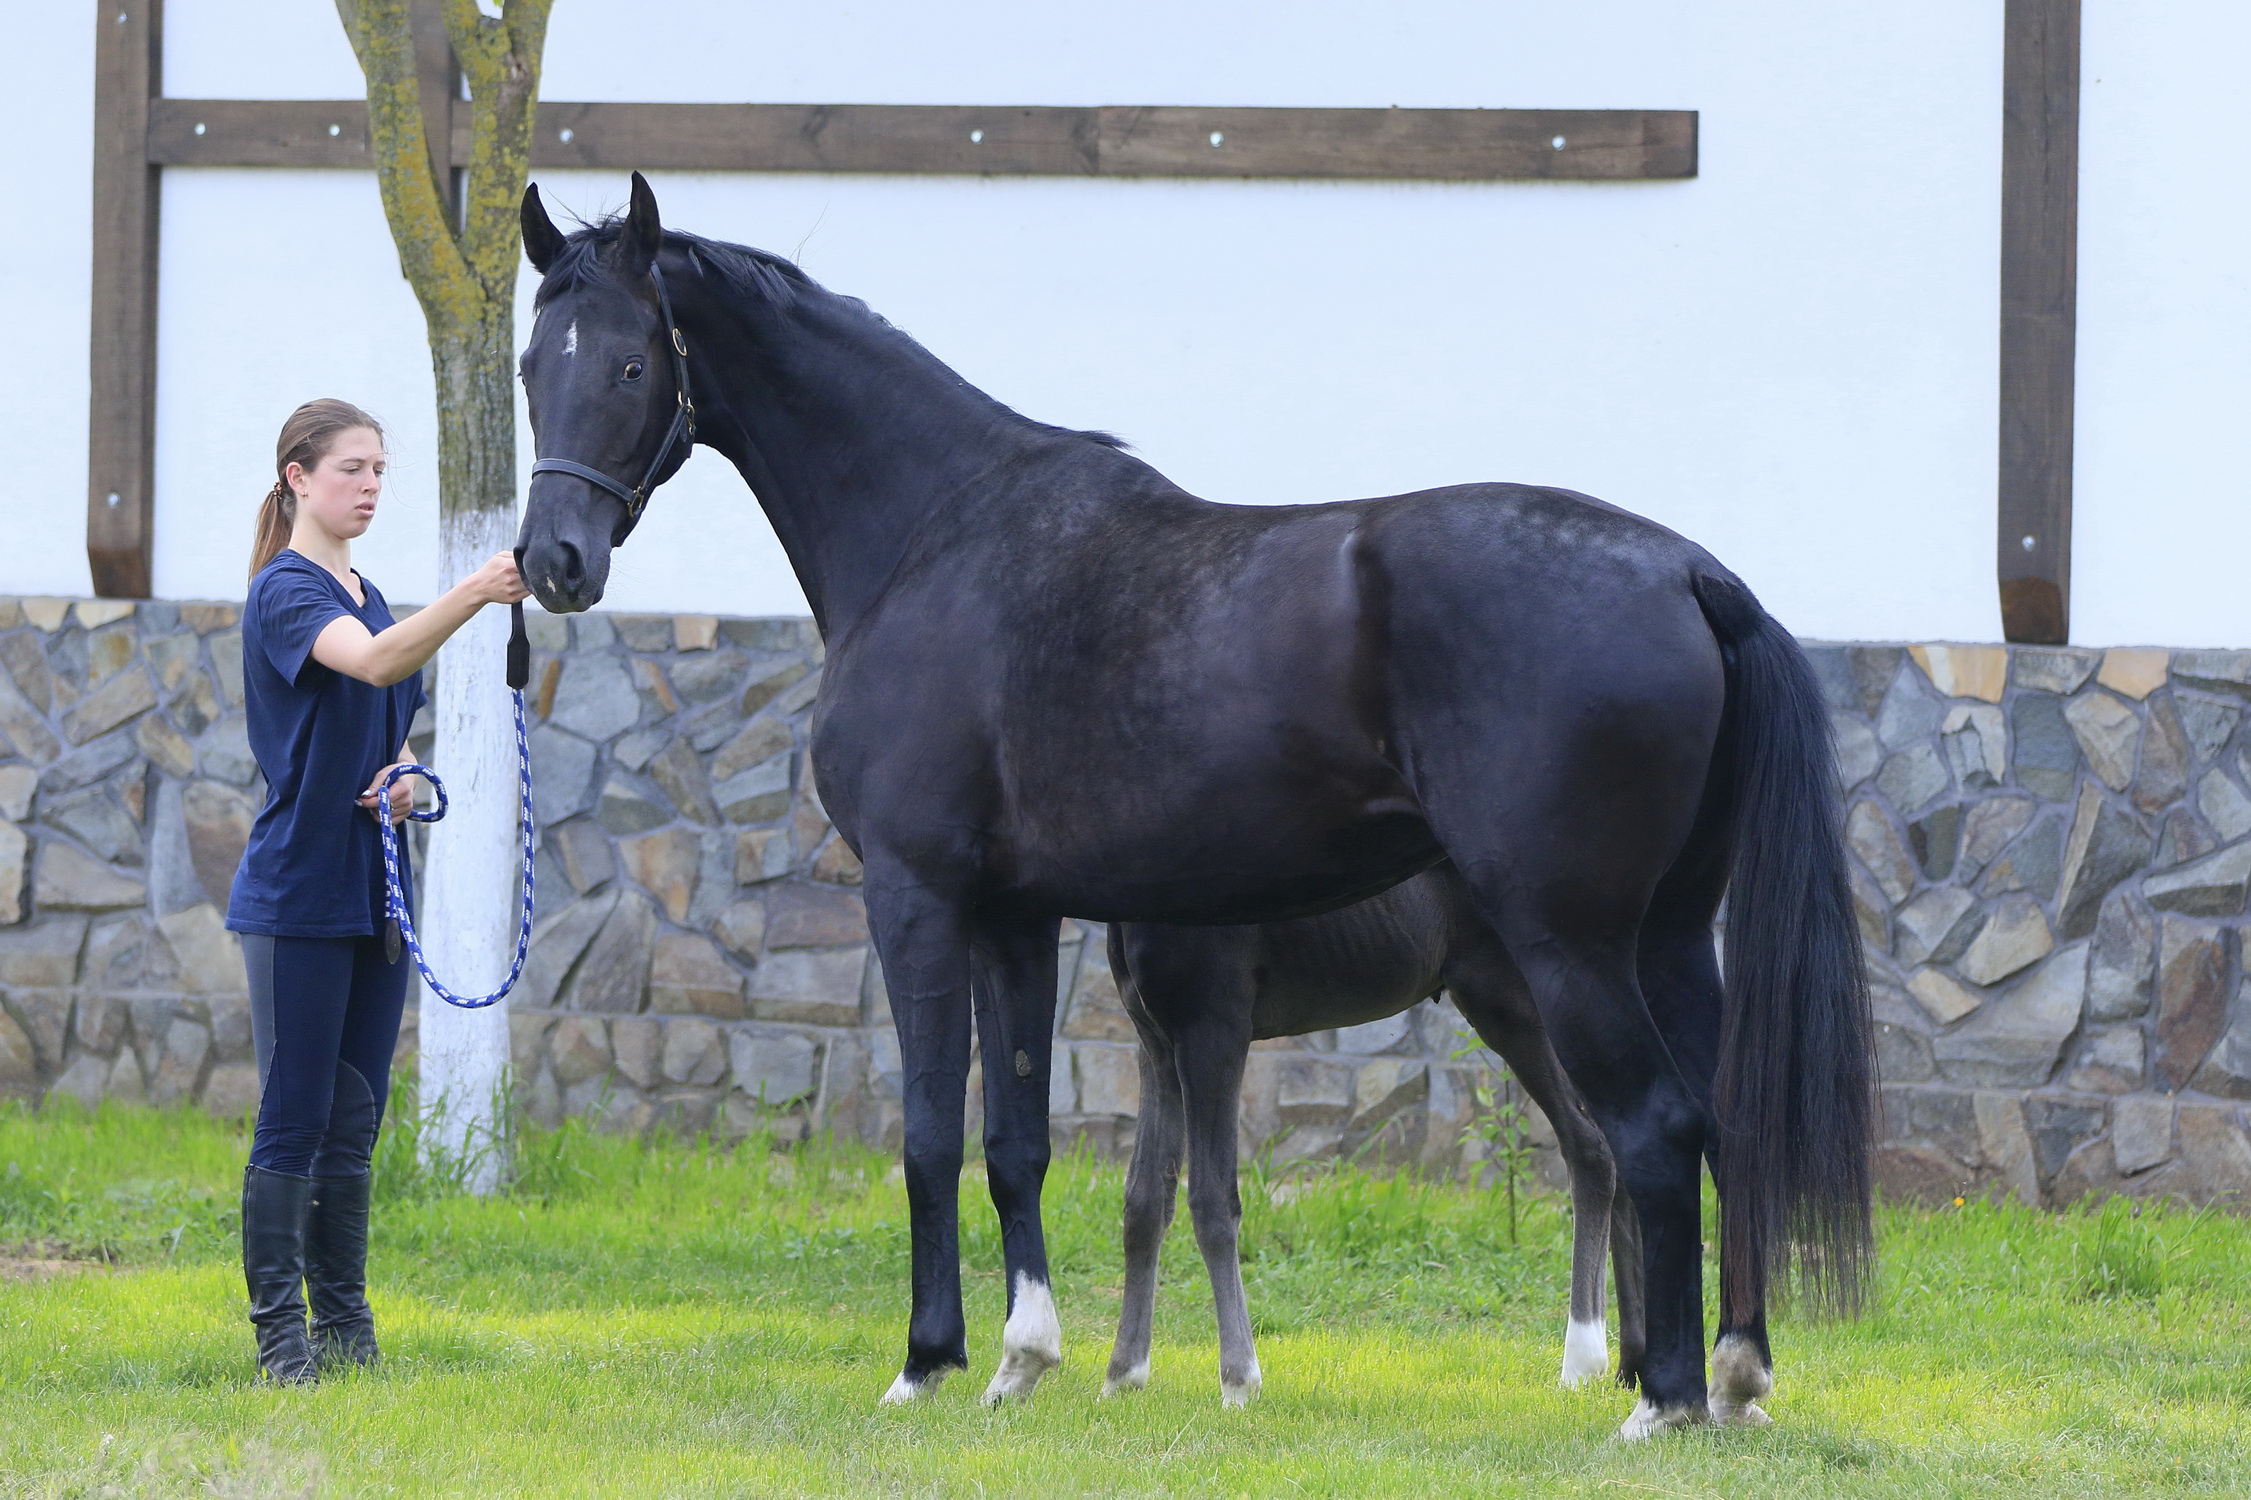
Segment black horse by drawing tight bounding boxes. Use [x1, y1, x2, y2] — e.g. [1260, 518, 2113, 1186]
[1107, 863, 1652, 1410]
[513, 174, 1872, 1437]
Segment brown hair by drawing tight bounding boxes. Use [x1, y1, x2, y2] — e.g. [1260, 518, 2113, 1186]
[249, 399, 385, 580]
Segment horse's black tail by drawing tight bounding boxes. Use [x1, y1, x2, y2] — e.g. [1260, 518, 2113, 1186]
[1692, 571, 1874, 1323]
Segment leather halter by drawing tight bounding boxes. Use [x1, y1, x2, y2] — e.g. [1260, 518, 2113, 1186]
[528, 262, 696, 545]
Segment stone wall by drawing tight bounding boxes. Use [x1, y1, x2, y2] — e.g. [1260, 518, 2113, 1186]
[0, 593, 2246, 1206]
[0, 595, 1507, 1182]
[1821, 642, 2251, 1206]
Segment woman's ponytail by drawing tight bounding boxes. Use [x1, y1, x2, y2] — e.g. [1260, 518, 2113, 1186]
[248, 479, 295, 581]
[248, 398, 384, 581]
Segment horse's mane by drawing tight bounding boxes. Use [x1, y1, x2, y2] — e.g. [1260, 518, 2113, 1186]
[534, 216, 1129, 451]
[535, 218, 810, 310]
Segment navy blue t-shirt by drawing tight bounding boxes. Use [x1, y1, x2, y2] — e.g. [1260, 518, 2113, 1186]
[227, 551, 427, 938]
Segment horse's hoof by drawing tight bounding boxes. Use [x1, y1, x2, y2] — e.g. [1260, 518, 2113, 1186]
[1709, 1397, 1774, 1428]
[1705, 1332, 1774, 1428]
[1100, 1360, 1150, 1398]
[1220, 1366, 1261, 1409]
[981, 1359, 1057, 1406]
[980, 1275, 1062, 1405]
[1617, 1398, 1710, 1441]
[1708, 1333, 1773, 1401]
[1559, 1318, 1609, 1388]
[882, 1367, 949, 1404]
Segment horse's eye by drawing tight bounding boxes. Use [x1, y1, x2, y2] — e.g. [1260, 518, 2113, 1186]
[622, 359, 645, 382]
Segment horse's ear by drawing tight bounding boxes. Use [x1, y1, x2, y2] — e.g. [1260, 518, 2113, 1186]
[614, 170, 663, 277]
[521, 183, 566, 273]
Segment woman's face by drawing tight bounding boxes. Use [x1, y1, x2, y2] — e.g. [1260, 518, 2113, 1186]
[288, 427, 386, 541]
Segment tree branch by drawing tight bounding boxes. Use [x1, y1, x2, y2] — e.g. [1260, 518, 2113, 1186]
[336, 0, 479, 330]
[501, 0, 554, 63]
[452, 0, 554, 304]
[439, 0, 504, 77]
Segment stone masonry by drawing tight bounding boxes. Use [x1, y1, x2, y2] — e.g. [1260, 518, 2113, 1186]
[1820, 642, 2251, 1207]
[0, 594, 2246, 1206]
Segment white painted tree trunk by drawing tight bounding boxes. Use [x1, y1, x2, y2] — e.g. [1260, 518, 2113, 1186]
[416, 507, 520, 1193]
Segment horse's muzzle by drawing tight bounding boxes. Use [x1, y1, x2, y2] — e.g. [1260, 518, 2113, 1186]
[516, 521, 610, 615]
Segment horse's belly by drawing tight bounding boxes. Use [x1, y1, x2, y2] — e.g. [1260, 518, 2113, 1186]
[1002, 800, 1442, 927]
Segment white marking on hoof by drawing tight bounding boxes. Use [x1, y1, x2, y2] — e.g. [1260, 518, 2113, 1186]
[1220, 1361, 1261, 1408]
[1709, 1397, 1774, 1427]
[1559, 1317, 1609, 1388]
[1101, 1359, 1150, 1398]
[980, 1273, 1062, 1406]
[1707, 1331, 1774, 1427]
[882, 1366, 948, 1404]
[1618, 1397, 1709, 1441]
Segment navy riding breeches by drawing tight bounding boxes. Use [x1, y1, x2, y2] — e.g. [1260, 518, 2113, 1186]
[242, 933, 410, 1178]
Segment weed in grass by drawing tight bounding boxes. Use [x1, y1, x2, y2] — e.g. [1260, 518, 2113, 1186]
[370, 1066, 518, 1205]
[2072, 1196, 2213, 1303]
[1449, 1038, 1540, 1245]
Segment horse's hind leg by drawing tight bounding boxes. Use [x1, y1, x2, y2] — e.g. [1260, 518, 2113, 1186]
[1179, 1021, 1260, 1407]
[1502, 929, 1709, 1438]
[970, 913, 1065, 1405]
[1116, 927, 1262, 1406]
[1641, 871, 1773, 1425]
[1104, 937, 1187, 1396]
[1610, 1186, 1647, 1389]
[1432, 844, 1713, 1439]
[1441, 919, 1619, 1388]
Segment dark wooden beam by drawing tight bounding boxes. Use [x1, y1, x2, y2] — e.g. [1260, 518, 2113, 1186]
[86, 0, 163, 599]
[149, 100, 374, 167]
[1090, 105, 1690, 180]
[150, 101, 1698, 181]
[116, 92, 1691, 604]
[1997, 0, 2080, 645]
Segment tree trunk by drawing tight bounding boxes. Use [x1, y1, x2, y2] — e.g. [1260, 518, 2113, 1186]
[416, 317, 521, 1191]
[336, 0, 553, 1190]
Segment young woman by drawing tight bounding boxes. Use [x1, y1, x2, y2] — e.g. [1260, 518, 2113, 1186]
[228, 398, 528, 1383]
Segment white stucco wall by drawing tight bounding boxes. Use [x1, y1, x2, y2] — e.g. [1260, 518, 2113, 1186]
[2071, 0, 2251, 649]
[0, 5, 97, 600]
[1, 2, 2240, 645]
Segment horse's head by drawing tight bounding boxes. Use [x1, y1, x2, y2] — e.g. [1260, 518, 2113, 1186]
[515, 172, 695, 613]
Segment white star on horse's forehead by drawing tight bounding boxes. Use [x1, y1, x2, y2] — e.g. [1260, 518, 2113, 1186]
[563, 319, 578, 356]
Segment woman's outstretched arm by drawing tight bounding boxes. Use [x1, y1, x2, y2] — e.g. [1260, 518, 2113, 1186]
[310, 552, 529, 686]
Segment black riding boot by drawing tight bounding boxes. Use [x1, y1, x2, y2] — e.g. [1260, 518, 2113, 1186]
[241, 1165, 318, 1385]
[306, 1172, 379, 1370]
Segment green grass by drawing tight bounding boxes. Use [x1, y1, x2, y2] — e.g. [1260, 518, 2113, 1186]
[2, 1101, 2248, 1497]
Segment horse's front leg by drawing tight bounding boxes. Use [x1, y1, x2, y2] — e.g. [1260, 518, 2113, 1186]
[972, 912, 1064, 1404]
[865, 871, 976, 1403]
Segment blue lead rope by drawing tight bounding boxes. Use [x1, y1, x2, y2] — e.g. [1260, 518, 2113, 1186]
[373, 602, 537, 1010]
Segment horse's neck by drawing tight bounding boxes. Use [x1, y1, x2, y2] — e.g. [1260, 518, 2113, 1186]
[694, 289, 1030, 639]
